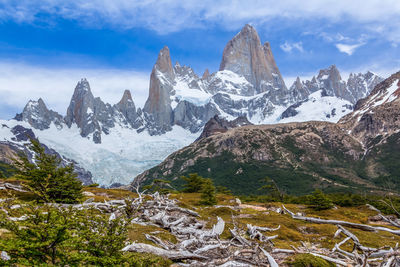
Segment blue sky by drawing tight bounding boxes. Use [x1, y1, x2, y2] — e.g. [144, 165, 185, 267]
[0, 0, 399, 119]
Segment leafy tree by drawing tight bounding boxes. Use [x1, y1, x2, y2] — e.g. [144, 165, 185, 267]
[308, 190, 333, 211]
[13, 139, 82, 203]
[181, 173, 206, 193]
[199, 178, 217, 205]
[0, 203, 75, 265]
[260, 177, 284, 201]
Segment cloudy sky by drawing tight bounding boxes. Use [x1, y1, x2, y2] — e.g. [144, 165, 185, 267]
[0, 0, 399, 119]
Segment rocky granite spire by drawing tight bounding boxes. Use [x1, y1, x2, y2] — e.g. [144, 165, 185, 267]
[155, 46, 175, 80]
[346, 71, 383, 103]
[219, 24, 287, 94]
[317, 65, 348, 99]
[114, 90, 143, 128]
[202, 69, 210, 80]
[143, 46, 175, 134]
[65, 78, 102, 143]
[15, 98, 64, 130]
[289, 77, 310, 103]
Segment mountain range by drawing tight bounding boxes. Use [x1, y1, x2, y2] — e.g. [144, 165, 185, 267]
[0, 24, 385, 186]
[133, 71, 400, 195]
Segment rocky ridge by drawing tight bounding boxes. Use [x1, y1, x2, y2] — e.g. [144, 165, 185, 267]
[16, 24, 382, 142]
[133, 72, 400, 195]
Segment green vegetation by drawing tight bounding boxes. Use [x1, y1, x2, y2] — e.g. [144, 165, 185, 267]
[181, 173, 206, 193]
[199, 178, 217, 205]
[13, 139, 83, 203]
[181, 173, 217, 205]
[286, 253, 335, 267]
[0, 161, 15, 178]
[259, 176, 284, 201]
[0, 199, 171, 266]
[368, 132, 400, 191]
[167, 151, 319, 196]
[308, 189, 334, 210]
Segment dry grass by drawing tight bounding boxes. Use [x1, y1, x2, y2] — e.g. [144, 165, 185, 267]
[1, 182, 399, 252]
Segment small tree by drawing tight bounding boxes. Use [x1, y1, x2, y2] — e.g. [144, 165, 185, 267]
[260, 177, 284, 201]
[70, 209, 129, 266]
[181, 173, 205, 193]
[309, 189, 333, 211]
[199, 178, 217, 205]
[216, 185, 232, 195]
[14, 139, 82, 203]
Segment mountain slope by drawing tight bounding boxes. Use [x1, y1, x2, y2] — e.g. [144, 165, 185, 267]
[133, 72, 400, 195]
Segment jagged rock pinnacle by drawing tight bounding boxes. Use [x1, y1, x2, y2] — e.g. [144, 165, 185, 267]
[219, 24, 286, 94]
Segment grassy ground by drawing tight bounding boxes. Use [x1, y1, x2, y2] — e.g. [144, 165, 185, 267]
[1, 180, 400, 265]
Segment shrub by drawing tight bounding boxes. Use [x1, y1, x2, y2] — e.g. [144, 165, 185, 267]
[308, 190, 333, 211]
[286, 253, 335, 267]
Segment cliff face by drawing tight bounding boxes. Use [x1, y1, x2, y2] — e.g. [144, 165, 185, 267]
[219, 24, 287, 95]
[15, 98, 64, 130]
[143, 46, 175, 134]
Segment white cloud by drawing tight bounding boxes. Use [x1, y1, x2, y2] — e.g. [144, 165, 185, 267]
[335, 43, 365, 55]
[280, 41, 304, 53]
[0, 0, 399, 39]
[0, 61, 150, 119]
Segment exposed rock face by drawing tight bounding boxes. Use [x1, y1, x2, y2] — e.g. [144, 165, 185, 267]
[114, 90, 143, 129]
[289, 66, 383, 105]
[143, 46, 175, 134]
[64, 79, 146, 142]
[15, 98, 64, 130]
[288, 77, 311, 103]
[282, 67, 383, 121]
[65, 78, 102, 143]
[219, 24, 287, 95]
[202, 69, 210, 80]
[346, 71, 383, 103]
[196, 115, 252, 140]
[317, 65, 348, 99]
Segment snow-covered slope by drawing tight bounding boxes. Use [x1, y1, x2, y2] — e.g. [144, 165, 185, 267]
[279, 91, 353, 123]
[0, 120, 93, 185]
[1, 119, 197, 185]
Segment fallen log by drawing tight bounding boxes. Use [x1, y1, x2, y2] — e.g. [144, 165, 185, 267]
[122, 243, 208, 260]
[283, 205, 400, 236]
[260, 247, 279, 267]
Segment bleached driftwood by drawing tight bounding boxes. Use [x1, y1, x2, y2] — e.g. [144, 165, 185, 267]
[122, 243, 208, 260]
[283, 205, 400, 236]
